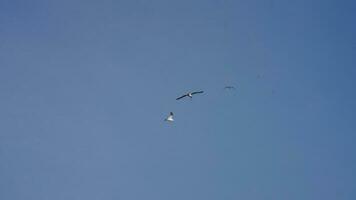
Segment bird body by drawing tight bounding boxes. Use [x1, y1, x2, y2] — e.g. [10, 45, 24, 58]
[165, 112, 174, 122]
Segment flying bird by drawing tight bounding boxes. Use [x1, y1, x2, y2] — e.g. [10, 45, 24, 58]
[165, 112, 174, 122]
[176, 91, 204, 100]
[224, 86, 236, 90]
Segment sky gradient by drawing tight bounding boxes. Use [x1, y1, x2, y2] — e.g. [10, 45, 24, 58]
[0, 0, 356, 199]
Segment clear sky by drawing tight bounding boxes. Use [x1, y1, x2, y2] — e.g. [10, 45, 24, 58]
[0, 0, 355, 199]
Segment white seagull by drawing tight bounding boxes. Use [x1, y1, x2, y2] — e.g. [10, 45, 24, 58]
[176, 91, 204, 100]
[165, 112, 174, 122]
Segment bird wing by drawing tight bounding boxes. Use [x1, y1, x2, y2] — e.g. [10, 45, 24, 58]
[176, 94, 188, 100]
[191, 91, 204, 95]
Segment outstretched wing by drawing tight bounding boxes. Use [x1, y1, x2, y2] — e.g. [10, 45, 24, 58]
[191, 91, 204, 95]
[176, 94, 188, 100]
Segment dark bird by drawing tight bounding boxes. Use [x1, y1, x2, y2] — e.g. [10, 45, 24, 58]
[224, 86, 236, 90]
[176, 91, 204, 100]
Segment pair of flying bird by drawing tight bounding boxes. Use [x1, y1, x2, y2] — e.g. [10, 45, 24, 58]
[165, 86, 235, 122]
[164, 91, 204, 122]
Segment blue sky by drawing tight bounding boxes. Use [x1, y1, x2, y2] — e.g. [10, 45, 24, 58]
[0, 0, 355, 199]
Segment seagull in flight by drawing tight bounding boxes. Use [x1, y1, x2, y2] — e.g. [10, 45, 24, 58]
[165, 112, 174, 122]
[176, 91, 204, 100]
